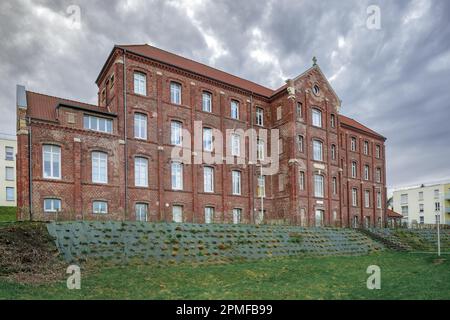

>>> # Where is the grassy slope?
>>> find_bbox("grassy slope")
[1,251,448,300]
[0,207,16,222]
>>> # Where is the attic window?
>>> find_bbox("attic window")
[101,88,106,102]
[110,74,115,88]
[313,85,320,96]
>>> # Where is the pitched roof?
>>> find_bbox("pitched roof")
[26,91,112,122]
[339,114,386,140]
[386,209,403,218]
[115,44,275,97]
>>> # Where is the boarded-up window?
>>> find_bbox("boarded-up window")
[67,113,75,124]
[279,174,285,192]
[277,106,282,120]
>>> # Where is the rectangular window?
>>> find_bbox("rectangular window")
[257,139,264,161]
[171,121,182,146]
[401,205,408,216]
[204,166,214,193]
[435,202,441,212]
[365,190,370,208]
[233,208,242,224]
[364,165,370,180]
[434,189,439,199]
[376,168,381,183]
[202,92,212,112]
[205,207,214,224]
[313,140,323,161]
[135,203,148,222]
[170,82,182,104]
[6,187,14,201]
[232,170,241,195]
[44,198,61,212]
[231,100,239,119]
[376,145,381,158]
[231,134,240,156]
[298,135,304,152]
[377,191,382,209]
[256,107,264,126]
[400,194,408,205]
[352,188,358,207]
[93,201,108,214]
[278,174,285,192]
[5,167,14,181]
[351,137,357,152]
[92,152,108,184]
[257,176,266,197]
[43,145,61,179]
[299,171,305,191]
[314,175,324,198]
[171,162,183,190]
[332,177,337,195]
[418,191,424,201]
[5,146,14,161]
[419,203,424,213]
[364,141,369,155]
[134,113,147,140]
[172,205,183,223]
[135,157,148,187]
[331,145,336,160]
[133,72,146,95]
[331,114,335,128]
[296,102,303,119]
[277,106,282,120]
[83,115,113,133]
[420,216,424,224]
[312,109,322,127]
[351,162,357,178]
[203,128,213,152]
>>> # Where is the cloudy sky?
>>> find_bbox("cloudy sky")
[1,0,449,190]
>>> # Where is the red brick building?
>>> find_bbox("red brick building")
[16,44,387,227]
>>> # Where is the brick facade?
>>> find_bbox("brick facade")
[16,44,387,227]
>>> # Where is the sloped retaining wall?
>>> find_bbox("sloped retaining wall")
[47,221,383,264]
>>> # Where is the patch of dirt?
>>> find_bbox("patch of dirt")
[0,222,66,284]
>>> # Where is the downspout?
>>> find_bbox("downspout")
[250,92,255,224]
[27,116,33,221]
[123,49,128,219]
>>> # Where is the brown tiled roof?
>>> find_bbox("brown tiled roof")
[386,209,403,218]
[339,114,386,140]
[116,44,275,97]
[26,91,112,122]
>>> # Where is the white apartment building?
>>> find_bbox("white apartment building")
[0,134,17,206]
[392,181,450,226]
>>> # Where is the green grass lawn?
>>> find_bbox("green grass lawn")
[1,251,448,300]
[0,207,16,222]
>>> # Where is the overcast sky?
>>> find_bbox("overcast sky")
[1,0,449,190]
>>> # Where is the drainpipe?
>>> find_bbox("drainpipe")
[123,49,128,219]
[250,92,255,224]
[27,116,33,221]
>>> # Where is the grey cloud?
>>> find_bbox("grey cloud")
[0,0,449,189]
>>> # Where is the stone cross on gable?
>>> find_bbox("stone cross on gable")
[312,56,318,66]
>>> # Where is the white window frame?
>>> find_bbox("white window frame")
[351,137,357,152]
[204,207,214,224]
[203,127,213,152]
[257,175,266,197]
[171,161,183,190]
[364,141,369,155]
[365,190,370,208]
[5,187,14,201]
[43,145,61,179]
[314,174,324,198]
[135,203,148,222]
[377,192,382,209]
[44,198,61,212]
[257,139,264,161]
[331,144,336,160]
[134,157,148,187]
[204,166,214,193]
[83,115,113,133]
[298,135,304,152]
[170,82,182,105]
[5,167,14,181]
[172,205,183,223]
[332,177,337,195]
[5,146,14,161]
[351,162,357,178]
[93,201,108,214]
[133,72,147,95]
[299,171,305,191]
[92,151,108,184]
[230,100,239,119]
[376,145,381,158]
[171,121,183,146]
[256,107,264,126]
[232,170,241,195]
[313,140,323,161]
[231,134,240,156]
[202,92,212,112]
[233,208,242,224]
[352,188,358,207]
[364,165,370,181]
[400,194,408,205]
[134,113,147,140]
[312,109,322,127]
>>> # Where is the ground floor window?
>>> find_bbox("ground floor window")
[5,187,14,201]
[135,203,148,222]
[205,207,214,224]
[44,198,61,212]
[93,201,108,214]
[172,205,183,223]
[315,209,324,227]
[233,208,241,224]
[255,210,264,224]
[352,216,359,228]
[364,216,370,228]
